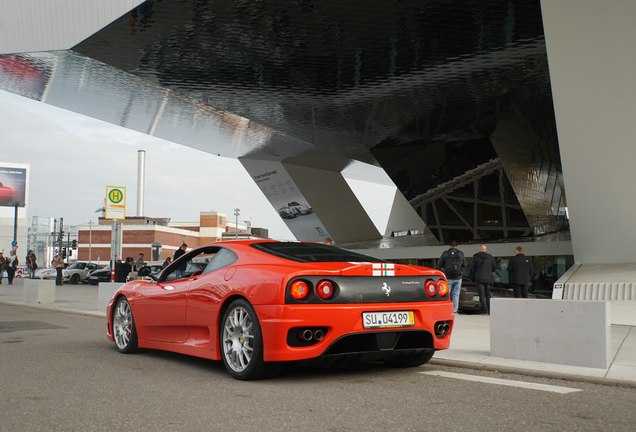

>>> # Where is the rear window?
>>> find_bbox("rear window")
[251,242,383,263]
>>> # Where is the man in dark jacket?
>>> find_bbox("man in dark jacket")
[470,244,496,314]
[437,240,466,314]
[173,243,188,277]
[508,246,533,298]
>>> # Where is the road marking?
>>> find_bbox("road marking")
[420,370,582,394]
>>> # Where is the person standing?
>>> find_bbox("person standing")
[508,246,533,298]
[173,243,188,277]
[53,253,65,286]
[0,252,5,285]
[26,250,37,279]
[162,256,172,269]
[470,244,496,314]
[133,253,146,271]
[6,255,18,285]
[437,240,466,314]
[174,243,187,261]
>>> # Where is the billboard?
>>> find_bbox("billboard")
[0,165,27,207]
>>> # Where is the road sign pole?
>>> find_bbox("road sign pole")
[111,218,116,282]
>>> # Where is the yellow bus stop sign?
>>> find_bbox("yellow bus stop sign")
[105,186,126,219]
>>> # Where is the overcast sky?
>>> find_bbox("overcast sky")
[0,90,295,240]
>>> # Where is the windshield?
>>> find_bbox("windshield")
[67,262,86,270]
[251,242,383,263]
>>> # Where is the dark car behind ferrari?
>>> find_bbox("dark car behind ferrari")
[459,276,536,313]
[87,266,111,285]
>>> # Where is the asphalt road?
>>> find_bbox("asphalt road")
[1,303,635,432]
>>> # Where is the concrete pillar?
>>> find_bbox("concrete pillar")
[541,0,636,263]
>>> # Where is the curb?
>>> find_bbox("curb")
[430,358,636,389]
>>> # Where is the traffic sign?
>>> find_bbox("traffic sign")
[105,186,126,220]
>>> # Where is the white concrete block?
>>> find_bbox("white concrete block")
[23,279,56,304]
[490,298,610,369]
[98,282,124,314]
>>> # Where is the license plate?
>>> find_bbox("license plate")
[472,296,480,302]
[362,311,415,329]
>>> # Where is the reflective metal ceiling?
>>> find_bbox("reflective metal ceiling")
[0,0,567,243]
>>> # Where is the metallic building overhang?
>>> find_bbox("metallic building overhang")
[0,0,568,248]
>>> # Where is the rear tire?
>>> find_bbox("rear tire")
[220,299,281,380]
[385,349,435,368]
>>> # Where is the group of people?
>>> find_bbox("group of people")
[0,251,19,285]
[438,241,533,315]
[0,248,41,285]
[113,253,148,283]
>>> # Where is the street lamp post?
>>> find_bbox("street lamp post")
[12,201,19,246]
[88,220,93,263]
[233,208,240,239]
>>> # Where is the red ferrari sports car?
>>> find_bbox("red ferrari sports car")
[107,240,453,380]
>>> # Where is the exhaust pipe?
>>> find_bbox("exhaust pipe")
[435,322,445,335]
[434,321,451,337]
[314,329,325,341]
[301,329,314,341]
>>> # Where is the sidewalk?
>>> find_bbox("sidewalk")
[2,278,636,387]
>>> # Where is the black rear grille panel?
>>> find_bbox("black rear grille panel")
[323,330,434,356]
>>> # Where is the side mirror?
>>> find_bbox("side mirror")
[137,266,152,277]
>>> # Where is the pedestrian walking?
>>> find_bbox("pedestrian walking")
[26,250,37,279]
[508,246,533,298]
[53,253,64,286]
[437,240,466,314]
[470,244,496,314]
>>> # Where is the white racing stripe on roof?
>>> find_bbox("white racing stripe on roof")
[420,371,582,394]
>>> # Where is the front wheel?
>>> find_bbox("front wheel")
[220,299,281,380]
[70,273,80,284]
[113,297,138,353]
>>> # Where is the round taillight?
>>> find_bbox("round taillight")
[290,280,310,300]
[316,280,335,300]
[437,279,449,297]
[425,279,437,297]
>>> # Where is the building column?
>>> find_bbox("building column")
[542,0,636,263]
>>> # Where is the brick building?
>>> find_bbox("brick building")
[76,212,268,264]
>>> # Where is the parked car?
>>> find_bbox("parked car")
[127,260,164,281]
[87,265,112,285]
[36,267,57,280]
[108,240,453,380]
[459,276,536,313]
[62,261,103,284]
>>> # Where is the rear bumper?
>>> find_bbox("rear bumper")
[255,302,453,362]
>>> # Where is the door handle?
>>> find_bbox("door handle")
[163,285,175,291]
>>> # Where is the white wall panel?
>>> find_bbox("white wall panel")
[541,0,636,263]
[0,0,144,54]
